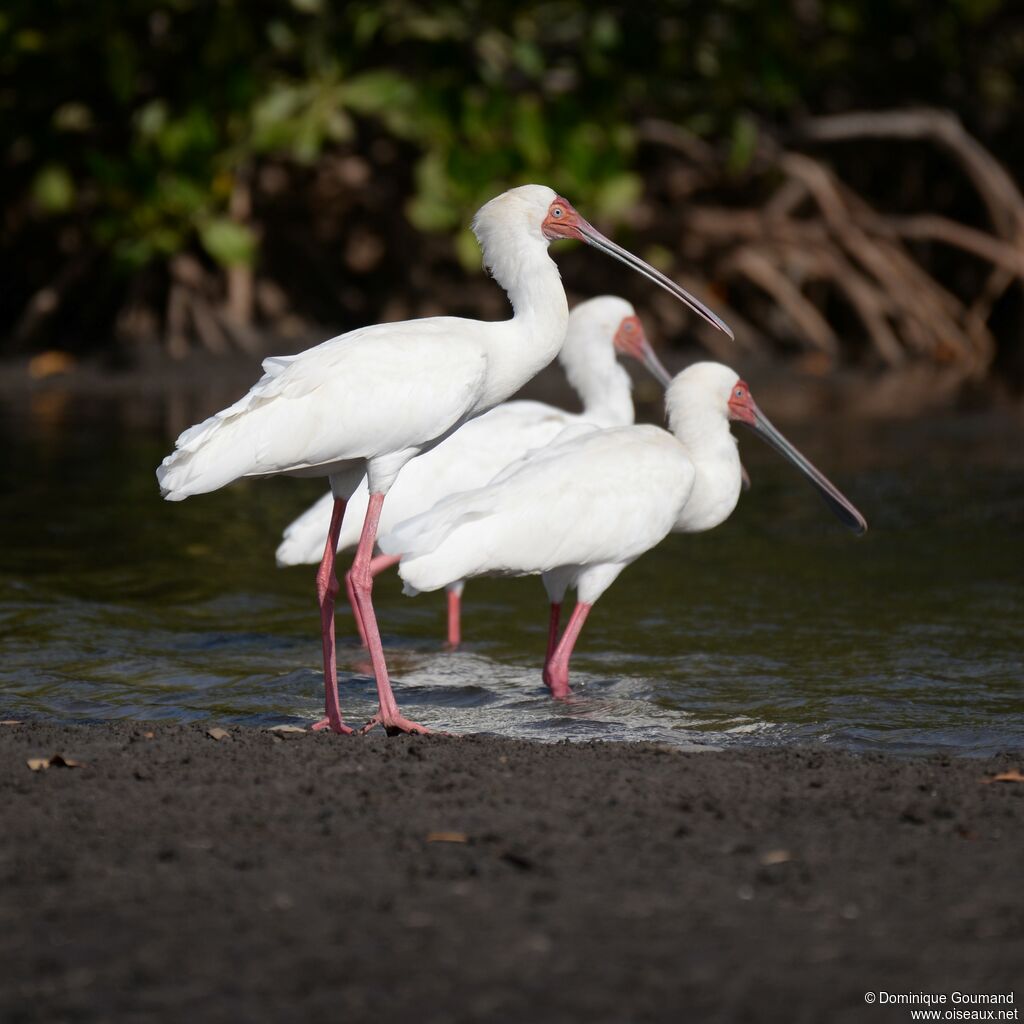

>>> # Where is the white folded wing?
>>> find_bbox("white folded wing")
[158,318,488,501]
[380,425,695,594]
[275,400,583,566]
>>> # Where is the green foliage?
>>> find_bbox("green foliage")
[2,0,1022,277]
[198,219,257,268]
[32,164,76,213]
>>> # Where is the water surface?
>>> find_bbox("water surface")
[1,383,1021,755]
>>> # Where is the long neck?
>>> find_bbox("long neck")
[476,240,569,409]
[564,354,635,427]
[672,411,743,533]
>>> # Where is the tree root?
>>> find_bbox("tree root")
[644,108,1024,377]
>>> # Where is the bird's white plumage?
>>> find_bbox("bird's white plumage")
[154,182,742,734]
[380,425,696,603]
[157,185,568,503]
[379,362,751,607]
[158,324,490,499]
[274,296,644,567]
[663,362,744,532]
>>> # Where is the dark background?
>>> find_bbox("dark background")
[4,1,1024,397]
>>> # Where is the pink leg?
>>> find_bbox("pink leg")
[543,602,592,700]
[348,494,429,736]
[541,602,562,689]
[345,553,400,649]
[370,553,401,577]
[310,498,353,734]
[345,570,368,648]
[446,589,461,648]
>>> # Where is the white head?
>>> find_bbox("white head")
[666,362,868,534]
[472,185,559,254]
[469,185,735,338]
[666,362,741,439]
[471,185,561,295]
[557,296,670,425]
[561,295,672,386]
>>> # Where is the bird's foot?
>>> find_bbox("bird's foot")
[542,668,571,700]
[360,711,432,737]
[542,675,572,701]
[311,716,355,735]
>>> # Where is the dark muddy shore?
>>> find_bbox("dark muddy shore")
[1,723,1021,1023]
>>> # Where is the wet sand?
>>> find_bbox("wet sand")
[1,723,1021,1022]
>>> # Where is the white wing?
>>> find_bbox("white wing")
[380,426,695,594]
[275,399,582,565]
[158,318,489,500]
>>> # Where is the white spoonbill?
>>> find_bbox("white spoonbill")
[381,362,866,699]
[156,185,733,736]
[274,295,671,647]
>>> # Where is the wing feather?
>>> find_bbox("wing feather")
[382,426,694,593]
[158,318,488,499]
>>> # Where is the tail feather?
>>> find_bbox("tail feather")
[378,489,499,562]
[275,492,336,566]
[378,487,504,595]
[157,357,307,500]
[156,421,259,500]
[393,520,499,595]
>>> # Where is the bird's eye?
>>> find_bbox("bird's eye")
[734,387,745,398]
[624,321,634,332]
[551,207,563,218]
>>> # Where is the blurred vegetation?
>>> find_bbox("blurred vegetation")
[3,0,1024,378]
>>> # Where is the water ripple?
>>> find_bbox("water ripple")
[1,402,1022,754]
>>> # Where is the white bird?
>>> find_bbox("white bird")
[274,295,672,648]
[156,184,733,736]
[381,362,866,698]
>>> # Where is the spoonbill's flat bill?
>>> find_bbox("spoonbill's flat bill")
[156,186,732,735]
[274,295,671,647]
[382,362,866,698]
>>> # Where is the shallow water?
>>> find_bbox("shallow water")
[1,384,1022,754]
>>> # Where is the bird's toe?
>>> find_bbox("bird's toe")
[311,716,355,735]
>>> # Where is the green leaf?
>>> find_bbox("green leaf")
[513,40,544,78]
[407,151,461,231]
[135,100,169,141]
[113,237,156,268]
[454,227,483,270]
[591,12,620,49]
[512,96,549,167]
[32,165,76,213]
[340,71,420,139]
[727,114,758,174]
[643,244,674,273]
[340,71,414,114]
[199,218,257,267]
[592,173,642,220]
[266,20,296,53]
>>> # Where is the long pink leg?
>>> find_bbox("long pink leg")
[543,602,592,700]
[346,553,401,649]
[446,589,461,648]
[541,602,562,689]
[310,498,353,734]
[345,571,367,648]
[349,494,429,735]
